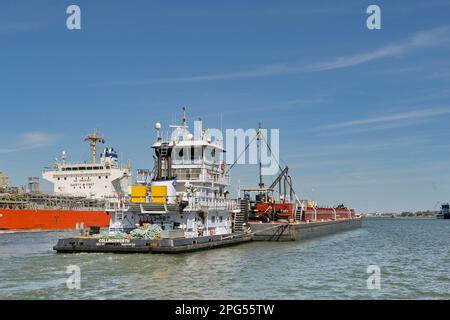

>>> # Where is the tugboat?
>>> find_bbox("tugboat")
[437,203,450,219]
[54,108,252,254]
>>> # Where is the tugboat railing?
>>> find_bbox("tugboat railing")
[105,197,238,212]
[187,197,238,211]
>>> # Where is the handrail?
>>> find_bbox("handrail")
[106,196,238,212]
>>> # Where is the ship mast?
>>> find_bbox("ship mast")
[257,122,264,189]
[84,129,105,165]
[182,106,187,128]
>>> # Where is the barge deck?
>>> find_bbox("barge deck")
[250,218,363,241]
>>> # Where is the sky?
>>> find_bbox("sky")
[1,0,450,213]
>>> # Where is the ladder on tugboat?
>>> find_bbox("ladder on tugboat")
[234,199,250,232]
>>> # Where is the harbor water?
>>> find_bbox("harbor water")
[0,218,449,300]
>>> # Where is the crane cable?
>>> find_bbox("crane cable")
[259,130,302,203]
[224,135,258,175]
[223,126,302,203]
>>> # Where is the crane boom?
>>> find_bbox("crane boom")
[269,166,289,190]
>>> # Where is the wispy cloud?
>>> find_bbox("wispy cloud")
[284,135,437,159]
[304,26,450,72]
[317,106,450,131]
[106,26,450,86]
[0,132,58,154]
[0,20,40,33]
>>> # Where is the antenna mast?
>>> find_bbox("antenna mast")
[258,122,264,189]
[84,129,105,164]
[182,106,187,128]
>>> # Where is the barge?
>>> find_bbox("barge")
[237,124,362,242]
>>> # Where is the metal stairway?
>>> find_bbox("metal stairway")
[234,199,250,232]
[295,206,303,222]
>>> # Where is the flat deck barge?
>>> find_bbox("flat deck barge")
[250,218,363,241]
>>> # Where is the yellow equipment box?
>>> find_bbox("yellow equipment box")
[151,185,168,204]
[131,186,147,203]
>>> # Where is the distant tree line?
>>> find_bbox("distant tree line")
[364,211,439,217]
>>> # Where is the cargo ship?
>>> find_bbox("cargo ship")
[0,130,131,231]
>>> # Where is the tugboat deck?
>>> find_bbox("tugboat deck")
[54,232,253,254]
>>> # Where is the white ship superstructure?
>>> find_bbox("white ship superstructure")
[43,130,131,200]
[109,108,239,238]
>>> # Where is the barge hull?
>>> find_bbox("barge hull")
[54,233,253,254]
[250,218,363,241]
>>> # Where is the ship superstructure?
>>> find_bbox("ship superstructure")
[43,130,131,200]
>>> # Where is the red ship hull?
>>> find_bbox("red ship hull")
[0,209,110,231]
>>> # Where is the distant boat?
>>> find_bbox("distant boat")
[437,203,450,219]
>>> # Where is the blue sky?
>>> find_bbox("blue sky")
[1,0,450,212]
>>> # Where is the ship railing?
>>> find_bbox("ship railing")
[105,199,128,212]
[186,197,238,211]
[105,196,238,212]
[42,163,131,172]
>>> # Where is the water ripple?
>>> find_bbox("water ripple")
[0,219,449,299]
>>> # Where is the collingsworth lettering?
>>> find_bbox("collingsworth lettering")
[98,238,131,244]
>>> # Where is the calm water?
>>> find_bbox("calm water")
[0,218,449,300]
